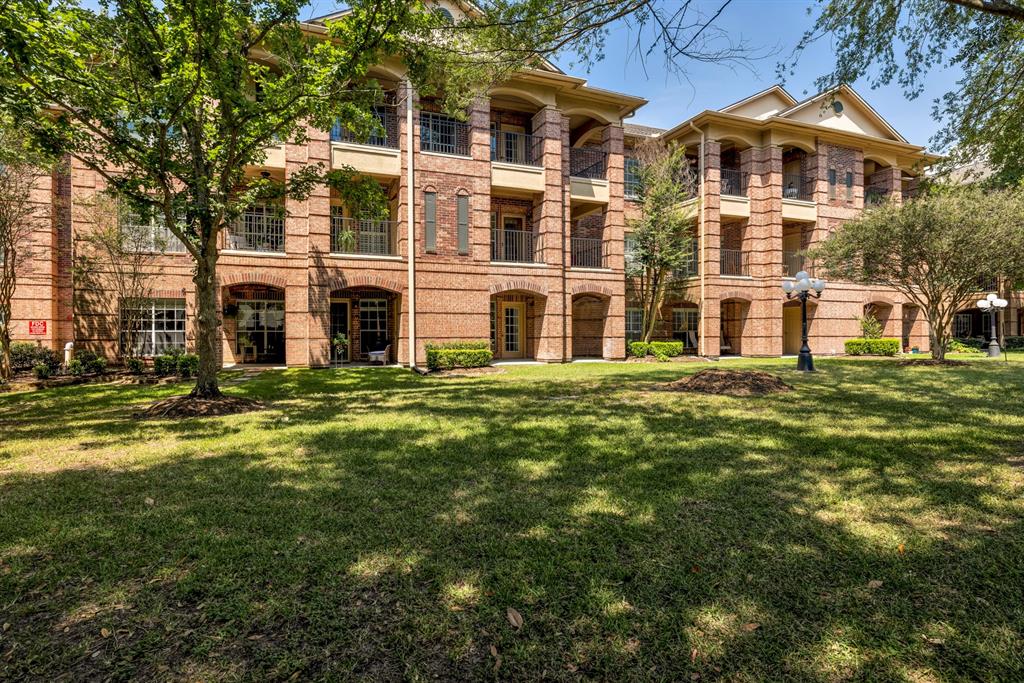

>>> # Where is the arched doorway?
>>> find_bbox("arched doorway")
[225,284,285,364]
[863,302,894,337]
[330,287,400,364]
[720,298,749,356]
[571,294,609,358]
[490,290,546,360]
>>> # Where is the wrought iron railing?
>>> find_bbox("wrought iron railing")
[227,205,284,253]
[719,248,749,276]
[569,147,607,179]
[783,251,814,277]
[570,237,604,268]
[420,112,470,155]
[330,214,397,256]
[782,173,815,201]
[490,228,541,263]
[331,105,399,148]
[720,168,749,197]
[490,130,543,166]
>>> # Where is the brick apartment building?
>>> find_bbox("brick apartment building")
[7,9,1020,366]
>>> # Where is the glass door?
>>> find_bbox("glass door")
[501,302,525,358]
[236,300,285,363]
[330,300,349,364]
[359,299,389,360]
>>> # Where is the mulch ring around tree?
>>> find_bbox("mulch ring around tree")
[896,359,969,367]
[430,366,506,378]
[133,395,265,420]
[664,369,793,397]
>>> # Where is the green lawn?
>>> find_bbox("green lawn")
[1,357,1023,681]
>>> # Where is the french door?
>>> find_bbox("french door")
[359,299,390,359]
[330,300,350,364]
[236,300,285,363]
[500,302,525,358]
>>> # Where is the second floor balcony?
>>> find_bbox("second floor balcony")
[783,174,815,201]
[421,112,470,156]
[784,251,814,278]
[569,147,607,179]
[570,237,605,268]
[720,248,749,276]
[330,212,398,257]
[491,228,542,264]
[491,130,543,167]
[331,105,399,149]
[227,205,285,253]
[720,168,749,197]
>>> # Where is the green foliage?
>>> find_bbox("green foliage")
[1004,336,1024,350]
[856,314,884,339]
[629,341,685,358]
[791,0,1024,184]
[10,343,59,373]
[66,359,85,376]
[32,362,51,379]
[88,357,108,374]
[628,341,650,357]
[949,339,985,354]
[153,355,178,376]
[425,341,492,370]
[844,338,900,356]
[176,354,200,378]
[126,357,145,374]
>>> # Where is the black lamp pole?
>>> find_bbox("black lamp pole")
[783,273,825,372]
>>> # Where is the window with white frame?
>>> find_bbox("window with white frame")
[625,308,643,341]
[954,313,973,338]
[624,157,641,199]
[624,233,638,269]
[120,298,186,356]
[121,206,186,253]
[227,204,284,253]
[672,308,699,348]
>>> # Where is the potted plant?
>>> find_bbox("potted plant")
[332,332,349,364]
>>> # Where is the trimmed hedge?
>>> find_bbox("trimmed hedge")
[957,336,1024,351]
[628,341,650,357]
[844,338,900,356]
[10,342,60,373]
[176,354,200,378]
[425,341,493,370]
[628,340,686,359]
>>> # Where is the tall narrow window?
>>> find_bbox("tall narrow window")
[424,191,436,252]
[845,171,854,201]
[828,168,837,200]
[457,194,469,255]
[625,308,643,341]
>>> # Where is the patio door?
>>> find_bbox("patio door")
[501,302,525,358]
[236,300,285,363]
[330,300,349,364]
[359,298,389,359]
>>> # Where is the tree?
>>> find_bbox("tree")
[74,195,171,361]
[0,122,50,382]
[788,0,1024,184]
[625,141,698,343]
[811,187,1024,359]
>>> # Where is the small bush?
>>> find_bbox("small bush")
[88,357,108,374]
[1004,336,1024,350]
[11,343,60,373]
[948,339,984,354]
[66,359,85,376]
[154,354,178,376]
[952,337,986,351]
[425,341,493,370]
[126,357,145,374]
[176,354,200,378]
[649,341,685,357]
[845,338,900,356]
[856,314,884,339]
[628,341,650,357]
[32,363,52,379]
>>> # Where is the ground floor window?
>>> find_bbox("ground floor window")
[121,298,186,357]
[236,300,285,363]
[359,299,389,356]
[672,308,699,349]
[625,308,643,341]
[954,313,973,338]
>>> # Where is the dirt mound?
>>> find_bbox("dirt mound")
[665,369,793,397]
[896,359,968,367]
[432,366,505,378]
[133,395,264,419]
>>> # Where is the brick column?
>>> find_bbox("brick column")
[468,96,491,262]
[305,123,332,366]
[601,124,626,359]
[284,134,311,367]
[749,145,783,356]
[701,140,722,357]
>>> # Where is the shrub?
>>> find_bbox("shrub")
[627,341,650,357]
[11,342,60,373]
[154,354,178,376]
[66,359,85,376]
[87,357,108,374]
[948,339,984,354]
[425,341,493,370]
[952,336,986,351]
[845,338,900,356]
[1004,336,1024,350]
[125,357,145,374]
[32,362,52,379]
[649,341,685,357]
[176,354,200,378]
[856,314,884,339]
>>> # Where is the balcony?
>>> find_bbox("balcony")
[782,174,814,201]
[570,237,605,269]
[865,188,888,206]
[331,105,399,149]
[720,248,749,277]
[491,131,542,166]
[491,228,542,264]
[784,251,814,278]
[226,205,285,254]
[420,112,470,156]
[569,148,607,179]
[330,213,397,257]
[720,168,748,197]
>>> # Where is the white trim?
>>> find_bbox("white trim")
[420,150,473,161]
[719,85,798,114]
[781,198,816,207]
[491,161,544,174]
[569,267,613,273]
[328,253,404,262]
[221,249,287,258]
[489,261,548,268]
[330,141,401,157]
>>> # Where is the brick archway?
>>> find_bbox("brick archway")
[568,282,614,298]
[489,279,548,298]
[220,271,288,289]
[322,273,405,295]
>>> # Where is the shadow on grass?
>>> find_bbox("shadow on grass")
[1,360,1023,680]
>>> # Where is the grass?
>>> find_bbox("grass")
[1,356,1023,681]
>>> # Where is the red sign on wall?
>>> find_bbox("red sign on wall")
[28,320,47,335]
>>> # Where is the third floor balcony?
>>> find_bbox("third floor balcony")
[491,228,543,264]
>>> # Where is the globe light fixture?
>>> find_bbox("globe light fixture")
[783,273,826,371]
[976,292,1008,357]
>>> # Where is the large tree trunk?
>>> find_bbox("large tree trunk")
[190,252,222,398]
[0,320,11,382]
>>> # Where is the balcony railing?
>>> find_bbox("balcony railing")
[720,248,749,276]
[491,228,541,263]
[227,205,284,253]
[330,214,397,256]
[865,188,888,206]
[784,251,814,277]
[331,105,399,149]
[570,237,605,268]
[491,130,543,166]
[720,168,749,197]
[782,173,815,201]
[569,147,607,179]
[420,112,470,156]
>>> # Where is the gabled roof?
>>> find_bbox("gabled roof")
[718,85,797,119]
[623,123,665,138]
[777,84,907,143]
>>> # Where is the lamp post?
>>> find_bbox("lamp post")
[977,292,1008,357]
[782,271,826,372]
